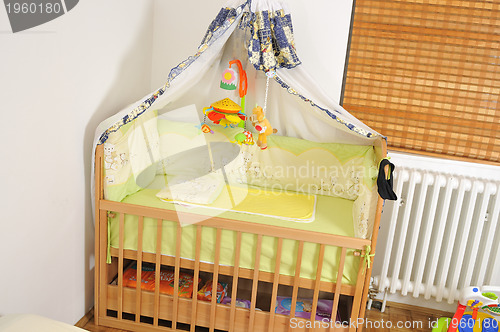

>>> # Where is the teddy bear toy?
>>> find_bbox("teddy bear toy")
[251,106,277,150]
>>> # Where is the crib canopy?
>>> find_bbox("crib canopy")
[93,0,383,149]
[92,0,386,239]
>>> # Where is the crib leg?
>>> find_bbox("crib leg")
[94,144,104,326]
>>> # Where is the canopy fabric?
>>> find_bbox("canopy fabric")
[94,0,383,148]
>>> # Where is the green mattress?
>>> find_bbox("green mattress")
[108,186,360,285]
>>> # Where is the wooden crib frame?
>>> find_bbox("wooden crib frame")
[94,142,387,332]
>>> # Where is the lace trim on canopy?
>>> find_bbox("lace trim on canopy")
[247,9,301,71]
[97,5,244,145]
[273,74,376,139]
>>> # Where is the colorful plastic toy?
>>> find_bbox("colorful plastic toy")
[203,98,246,127]
[220,67,238,90]
[242,130,254,145]
[200,123,213,134]
[233,130,254,145]
[432,286,499,332]
[201,59,251,143]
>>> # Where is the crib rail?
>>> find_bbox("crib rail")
[99,200,371,250]
[94,143,387,332]
[96,207,370,332]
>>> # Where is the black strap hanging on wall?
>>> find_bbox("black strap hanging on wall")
[377,159,397,200]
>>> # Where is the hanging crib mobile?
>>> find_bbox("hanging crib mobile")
[202,59,255,145]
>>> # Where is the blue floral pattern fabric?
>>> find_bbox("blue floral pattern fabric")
[247,9,301,71]
[201,7,239,46]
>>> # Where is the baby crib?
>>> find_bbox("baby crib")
[93,141,387,332]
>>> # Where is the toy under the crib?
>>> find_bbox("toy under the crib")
[120,264,341,323]
[432,286,499,332]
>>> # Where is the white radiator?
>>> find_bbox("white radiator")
[372,158,500,308]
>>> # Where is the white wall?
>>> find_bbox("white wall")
[150,0,354,103]
[0,0,154,324]
[150,1,225,90]
[287,0,353,102]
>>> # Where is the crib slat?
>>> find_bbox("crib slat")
[350,248,368,330]
[310,244,325,328]
[249,234,263,332]
[118,213,125,320]
[153,218,162,326]
[172,224,182,330]
[135,216,144,323]
[331,247,346,331]
[94,147,103,325]
[287,241,304,332]
[209,228,222,332]
[268,237,283,332]
[190,225,202,332]
[229,232,242,332]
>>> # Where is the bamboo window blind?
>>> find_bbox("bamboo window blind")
[343,0,500,164]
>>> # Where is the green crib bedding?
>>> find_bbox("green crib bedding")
[108,186,360,285]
